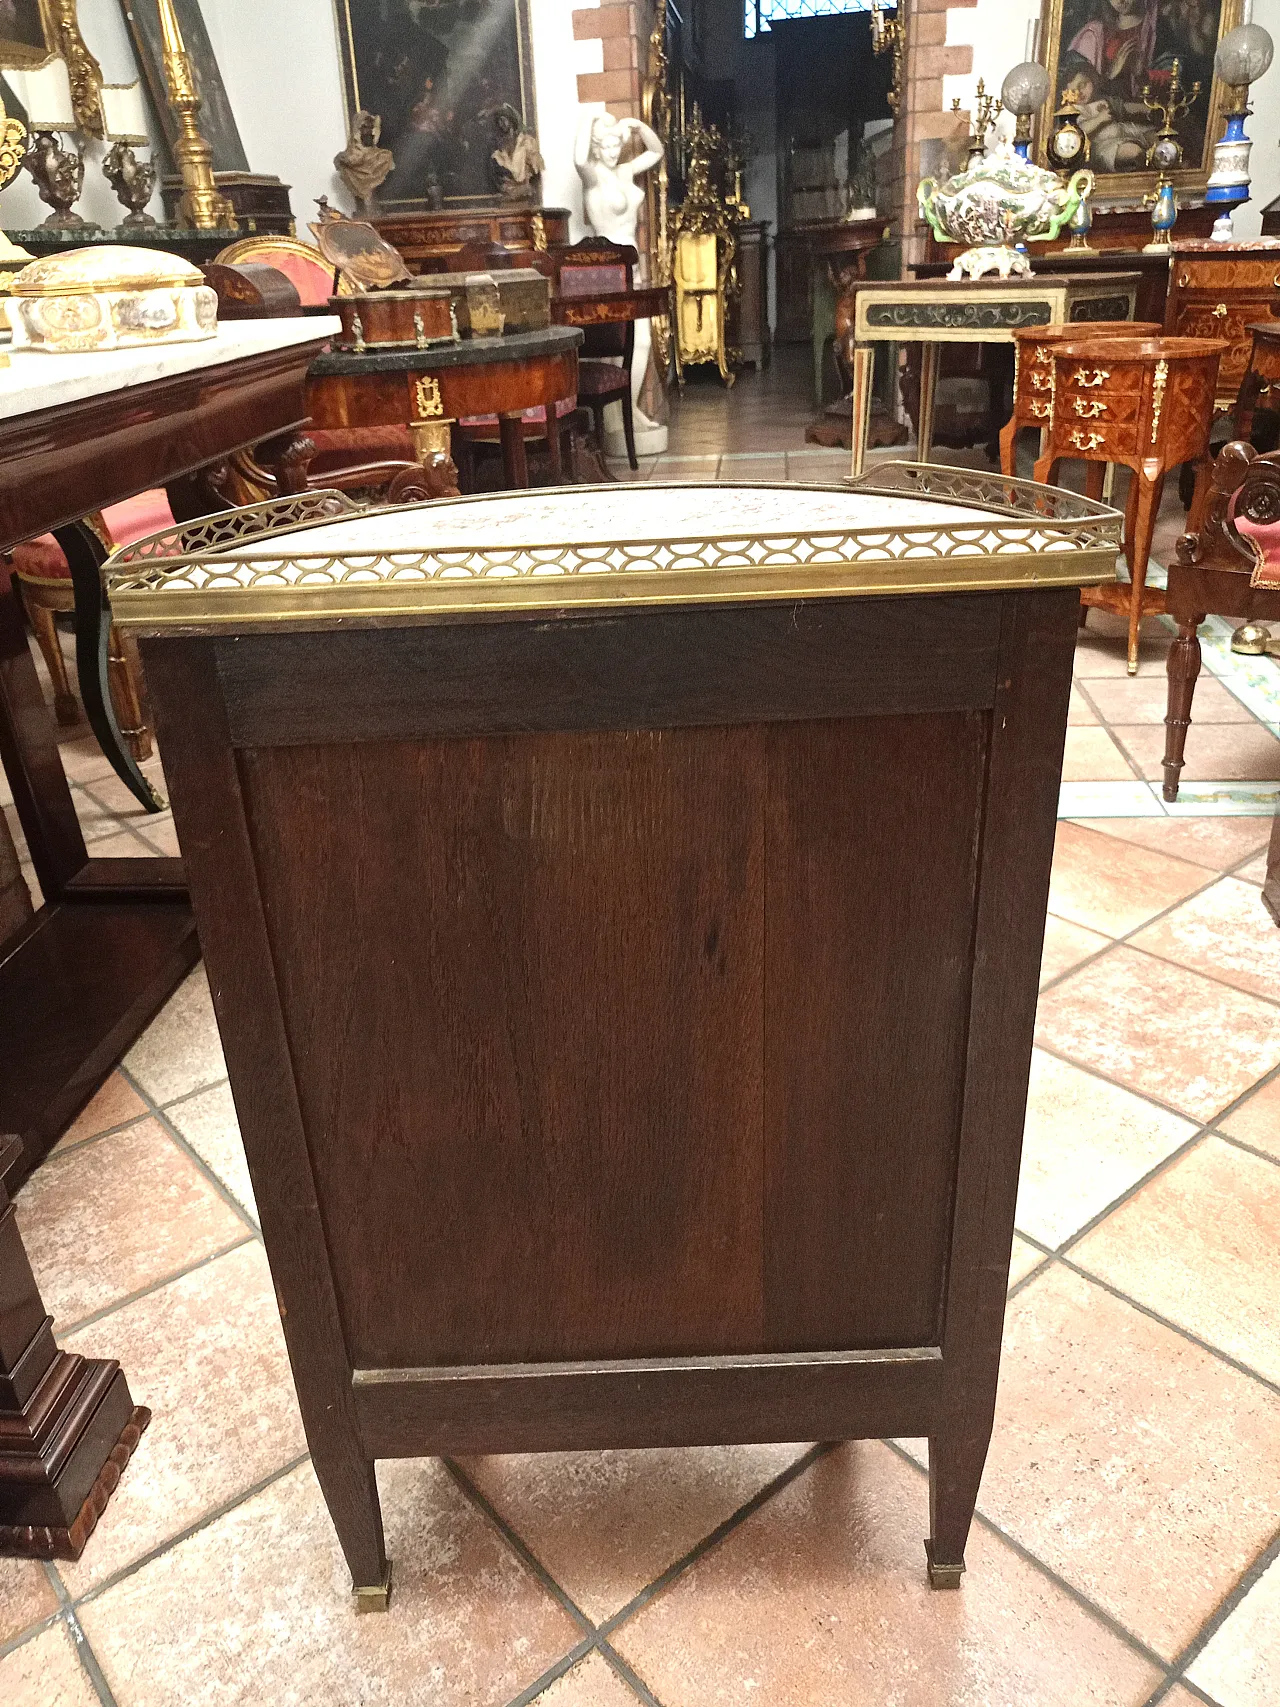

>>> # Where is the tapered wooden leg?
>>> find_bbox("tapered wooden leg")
[1126,474,1163,675]
[926,1427,992,1587]
[850,346,873,479]
[620,389,638,471]
[1187,453,1213,534]
[544,413,563,484]
[21,596,79,726]
[499,415,529,489]
[309,1442,389,1611]
[1163,616,1204,802]
[917,342,940,465]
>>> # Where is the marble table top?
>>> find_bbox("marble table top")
[1,316,342,418]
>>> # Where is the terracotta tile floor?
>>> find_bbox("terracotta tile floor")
[3,355,1279,1705]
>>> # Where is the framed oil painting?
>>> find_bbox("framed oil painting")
[1036,0,1243,199]
[0,0,54,68]
[117,0,250,173]
[334,0,536,210]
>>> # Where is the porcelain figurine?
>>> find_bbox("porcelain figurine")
[917,138,1092,281]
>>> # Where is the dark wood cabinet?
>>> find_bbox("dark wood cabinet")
[729,219,770,368]
[116,472,1116,1609]
[372,206,571,273]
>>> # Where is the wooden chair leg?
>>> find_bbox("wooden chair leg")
[544,414,563,484]
[21,593,79,726]
[620,388,639,471]
[1163,616,1204,801]
[1126,474,1163,675]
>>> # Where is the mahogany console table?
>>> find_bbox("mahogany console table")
[305,325,582,491]
[112,466,1117,1608]
[0,317,340,1181]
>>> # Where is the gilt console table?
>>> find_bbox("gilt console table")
[109,466,1118,1608]
[850,274,1140,475]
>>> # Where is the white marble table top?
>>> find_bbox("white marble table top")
[0,316,341,418]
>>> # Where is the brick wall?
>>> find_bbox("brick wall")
[896,0,974,269]
[573,2,655,117]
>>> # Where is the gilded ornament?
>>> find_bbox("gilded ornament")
[1151,358,1168,443]
[156,0,236,230]
[415,377,444,419]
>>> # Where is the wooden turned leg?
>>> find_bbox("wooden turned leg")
[498,414,530,490]
[1187,454,1214,535]
[22,596,79,726]
[1163,617,1204,802]
[0,1136,150,1558]
[1126,474,1163,675]
[926,1427,992,1588]
[106,625,152,764]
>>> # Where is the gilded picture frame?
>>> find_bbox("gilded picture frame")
[332,0,536,212]
[0,0,55,69]
[1035,0,1243,201]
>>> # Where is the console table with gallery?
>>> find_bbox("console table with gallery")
[849,275,1140,476]
[304,325,583,492]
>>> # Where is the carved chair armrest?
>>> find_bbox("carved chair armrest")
[1174,440,1270,575]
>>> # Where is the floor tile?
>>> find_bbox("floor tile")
[60,1242,306,1596]
[16,1118,248,1327]
[1016,1050,1197,1249]
[1034,945,1280,1122]
[1068,687,1100,726]
[1129,877,1280,1002]
[0,1620,99,1707]
[53,1071,147,1152]
[458,1443,811,1622]
[123,964,226,1105]
[164,1080,256,1223]
[611,1441,1161,1707]
[1048,822,1208,937]
[1058,780,1164,818]
[1115,722,1280,784]
[534,1653,643,1705]
[1061,727,1137,782]
[1086,675,1255,727]
[1217,1074,1280,1160]
[1187,1553,1280,1707]
[1040,915,1111,986]
[1160,783,1280,816]
[78,1459,584,1707]
[57,733,116,786]
[1072,817,1270,872]
[0,1559,58,1646]
[982,1264,1280,1660]
[1073,615,1173,678]
[1235,851,1269,885]
[135,815,182,857]
[1007,1233,1048,1289]
[1070,1136,1280,1384]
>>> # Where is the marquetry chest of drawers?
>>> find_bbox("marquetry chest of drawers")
[1166,243,1280,413]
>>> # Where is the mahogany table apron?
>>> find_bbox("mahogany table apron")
[113,469,1118,1610]
[0,323,337,1186]
[850,274,1140,476]
[305,325,582,491]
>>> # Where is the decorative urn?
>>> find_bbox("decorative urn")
[917,139,1093,280]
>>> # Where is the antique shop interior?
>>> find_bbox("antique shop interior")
[4,0,1280,1704]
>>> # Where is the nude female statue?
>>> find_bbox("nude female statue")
[573,112,667,450]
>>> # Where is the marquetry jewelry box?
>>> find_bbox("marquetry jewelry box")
[8,247,218,354]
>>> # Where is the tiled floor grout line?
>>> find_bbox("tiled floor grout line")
[0,1609,63,1664]
[502,1638,602,1707]
[1072,677,1153,787]
[1151,1522,1280,1703]
[1211,1127,1280,1169]
[65,1608,123,1707]
[1050,1127,1214,1258]
[63,1450,313,1613]
[39,1108,163,1165]
[55,1234,257,1338]
[593,1443,835,1642]
[1032,1033,1275,1133]
[156,1074,231,1115]
[117,1062,261,1237]
[879,1439,1177,1679]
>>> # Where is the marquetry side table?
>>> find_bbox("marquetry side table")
[1033,336,1227,673]
[849,273,1140,476]
[1233,323,1280,442]
[1000,321,1162,479]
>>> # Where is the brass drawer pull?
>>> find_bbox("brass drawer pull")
[1030,400,1052,419]
[1073,398,1107,418]
[1031,372,1053,391]
[1069,428,1106,451]
[1071,368,1110,387]
[1212,303,1228,318]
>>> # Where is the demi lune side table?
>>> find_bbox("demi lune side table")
[109,469,1118,1609]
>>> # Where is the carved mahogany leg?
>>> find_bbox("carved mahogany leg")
[56,523,164,813]
[0,1136,149,1558]
[257,432,317,498]
[21,596,79,726]
[926,1425,992,1588]
[1126,474,1163,675]
[498,414,530,490]
[1163,617,1204,802]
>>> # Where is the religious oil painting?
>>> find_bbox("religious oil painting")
[0,0,54,68]
[1037,0,1242,196]
[335,0,535,210]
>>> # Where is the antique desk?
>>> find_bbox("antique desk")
[1164,242,1280,418]
[112,467,1118,1607]
[849,275,1139,474]
[305,325,582,492]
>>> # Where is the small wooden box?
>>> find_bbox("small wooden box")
[330,284,457,352]
[434,268,551,336]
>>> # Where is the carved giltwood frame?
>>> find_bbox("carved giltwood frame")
[0,1,103,137]
[1034,0,1243,203]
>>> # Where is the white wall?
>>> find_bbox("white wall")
[943,0,1280,233]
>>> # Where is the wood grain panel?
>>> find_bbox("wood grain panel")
[763,713,987,1351]
[240,726,767,1368]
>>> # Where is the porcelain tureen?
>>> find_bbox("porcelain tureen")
[918,140,1093,280]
